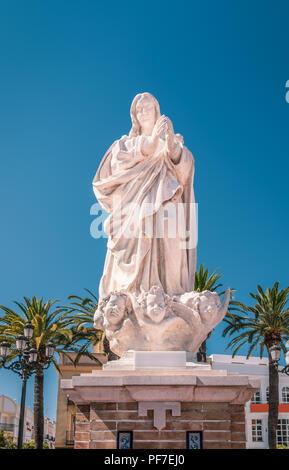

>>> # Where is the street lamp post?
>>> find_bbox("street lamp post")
[269,344,281,367]
[0,323,55,449]
[280,351,289,376]
[270,343,289,375]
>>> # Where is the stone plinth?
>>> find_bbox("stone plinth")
[102,350,211,370]
[61,352,259,449]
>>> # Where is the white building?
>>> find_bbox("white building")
[0,395,55,447]
[44,416,56,448]
[0,395,34,443]
[210,354,289,448]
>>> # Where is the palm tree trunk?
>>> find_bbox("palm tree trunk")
[268,354,279,449]
[34,366,44,449]
[197,340,207,362]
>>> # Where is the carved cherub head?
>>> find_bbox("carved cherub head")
[144,285,171,324]
[104,293,127,327]
[94,292,131,329]
[94,292,131,331]
[198,291,221,324]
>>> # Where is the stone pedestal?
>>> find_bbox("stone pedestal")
[61,351,259,449]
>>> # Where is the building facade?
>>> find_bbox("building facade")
[54,352,106,448]
[0,394,55,446]
[210,354,289,448]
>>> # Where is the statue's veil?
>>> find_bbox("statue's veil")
[93,92,161,184]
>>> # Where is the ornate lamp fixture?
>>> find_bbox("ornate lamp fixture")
[0,322,55,449]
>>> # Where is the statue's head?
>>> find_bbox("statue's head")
[103,292,130,328]
[146,285,167,324]
[198,291,221,324]
[129,92,161,137]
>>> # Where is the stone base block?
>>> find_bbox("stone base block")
[73,401,250,449]
[102,350,210,370]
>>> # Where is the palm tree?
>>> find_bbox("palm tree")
[194,264,223,362]
[0,296,101,449]
[63,288,119,361]
[223,282,289,449]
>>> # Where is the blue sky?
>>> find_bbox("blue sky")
[0,0,289,421]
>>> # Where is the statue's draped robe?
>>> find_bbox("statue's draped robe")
[93,134,197,301]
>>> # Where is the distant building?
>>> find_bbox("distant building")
[0,394,55,447]
[210,354,289,448]
[44,416,56,448]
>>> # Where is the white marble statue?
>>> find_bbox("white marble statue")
[93,92,229,356]
[93,92,196,298]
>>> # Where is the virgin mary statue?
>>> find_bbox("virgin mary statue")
[93,92,197,303]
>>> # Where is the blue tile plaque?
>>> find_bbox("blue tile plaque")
[187,431,202,449]
[117,431,133,449]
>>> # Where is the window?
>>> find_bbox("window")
[252,419,263,442]
[282,387,289,403]
[266,387,269,403]
[186,431,202,449]
[277,419,289,446]
[117,431,133,449]
[251,390,262,403]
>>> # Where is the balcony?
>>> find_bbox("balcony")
[251,403,289,412]
[65,430,74,446]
